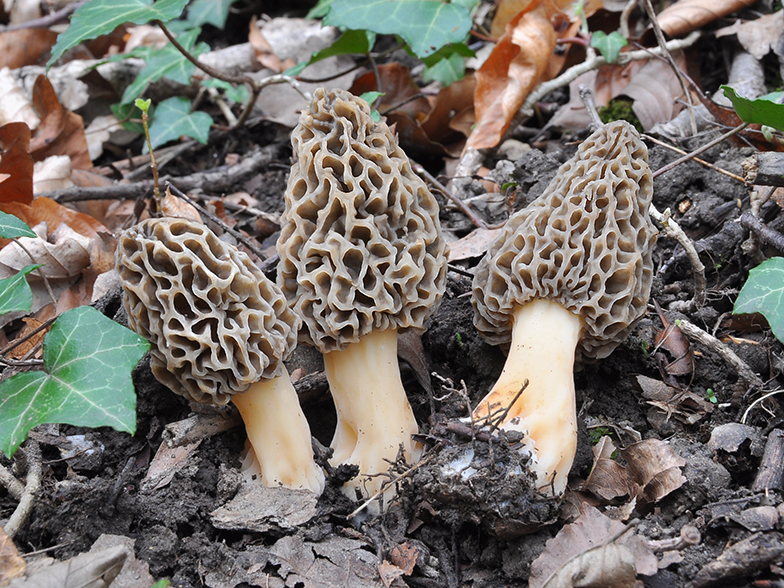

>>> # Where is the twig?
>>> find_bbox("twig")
[740,212,784,254]
[648,206,706,309]
[619,0,637,39]
[348,450,438,518]
[0,1,85,32]
[578,85,603,129]
[652,123,749,179]
[742,390,784,424]
[521,31,701,117]
[4,440,42,539]
[488,380,529,431]
[0,315,58,357]
[166,184,268,261]
[0,463,24,500]
[642,134,744,183]
[675,318,765,390]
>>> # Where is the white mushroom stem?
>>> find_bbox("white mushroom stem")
[472,299,583,495]
[231,374,325,494]
[323,328,421,511]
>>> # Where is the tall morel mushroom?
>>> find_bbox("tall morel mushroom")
[277,88,448,510]
[117,217,325,494]
[472,120,657,495]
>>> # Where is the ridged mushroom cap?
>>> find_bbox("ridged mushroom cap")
[116,217,300,404]
[472,121,657,363]
[277,88,448,353]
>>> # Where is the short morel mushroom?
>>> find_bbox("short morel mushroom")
[116,217,325,494]
[472,121,657,495]
[277,88,448,510]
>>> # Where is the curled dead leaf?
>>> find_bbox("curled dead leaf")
[622,439,687,503]
[582,436,638,501]
[657,0,759,39]
[0,121,34,204]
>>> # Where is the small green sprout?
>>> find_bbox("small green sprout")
[588,426,610,444]
[706,388,718,404]
[455,332,464,348]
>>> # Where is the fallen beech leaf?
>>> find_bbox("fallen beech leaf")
[657,0,759,39]
[377,561,405,588]
[160,188,202,222]
[448,227,504,261]
[468,6,558,150]
[141,439,202,491]
[33,155,73,194]
[529,505,655,588]
[636,375,713,425]
[90,232,118,274]
[490,0,602,39]
[621,439,687,502]
[716,11,784,60]
[0,222,92,280]
[0,122,34,204]
[654,303,694,377]
[7,317,46,360]
[350,63,431,120]
[0,68,40,129]
[388,542,419,575]
[7,545,127,588]
[30,75,92,170]
[420,75,476,150]
[582,436,638,501]
[0,525,26,584]
[249,15,286,72]
[0,29,59,69]
[0,196,108,241]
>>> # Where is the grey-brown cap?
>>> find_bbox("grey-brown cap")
[116,218,299,404]
[472,121,657,362]
[277,88,448,353]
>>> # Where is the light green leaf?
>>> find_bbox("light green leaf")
[0,211,35,239]
[591,31,627,63]
[120,28,207,104]
[147,96,212,149]
[0,306,150,458]
[48,0,190,68]
[202,79,249,104]
[324,0,472,58]
[734,256,784,344]
[722,86,784,131]
[285,30,376,78]
[307,0,335,18]
[186,0,238,28]
[0,265,41,316]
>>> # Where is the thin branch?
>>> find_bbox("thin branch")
[652,123,749,179]
[642,134,745,183]
[4,440,42,539]
[0,1,84,32]
[740,212,784,254]
[0,463,24,500]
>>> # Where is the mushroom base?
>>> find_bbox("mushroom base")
[323,328,421,513]
[472,299,582,495]
[231,375,325,494]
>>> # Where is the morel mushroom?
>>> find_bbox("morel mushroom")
[277,88,448,510]
[472,121,657,495]
[116,217,325,494]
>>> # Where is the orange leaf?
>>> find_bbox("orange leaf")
[350,63,431,120]
[0,122,34,204]
[468,6,558,150]
[0,196,108,241]
[30,75,92,170]
[0,28,59,69]
[657,0,758,39]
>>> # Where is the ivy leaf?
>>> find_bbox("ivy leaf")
[0,211,35,239]
[48,0,190,68]
[202,79,249,104]
[421,43,474,85]
[591,31,627,63]
[0,306,150,458]
[186,0,239,28]
[147,96,212,149]
[120,28,208,104]
[734,256,784,344]
[0,265,41,316]
[323,0,472,58]
[721,86,784,131]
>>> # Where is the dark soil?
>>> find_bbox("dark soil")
[4,124,784,588]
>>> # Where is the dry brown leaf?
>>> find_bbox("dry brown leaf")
[490,0,602,39]
[90,232,118,274]
[388,543,418,575]
[0,196,108,242]
[653,303,694,377]
[30,75,92,170]
[0,222,92,280]
[636,375,713,425]
[614,55,687,131]
[448,228,504,261]
[621,439,687,502]
[468,5,558,150]
[7,317,46,359]
[420,75,476,151]
[582,436,639,501]
[657,0,759,39]
[350,63,431,121]
[160,188,202,222]
[716,11,784,60]
[0,28,59,69]
[249,16,286,72]
[529,505,653,588]
[377,561,405,588]
[0,525,26,584]
[0,122,34,204]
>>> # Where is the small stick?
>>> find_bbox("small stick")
[642,134,744,183]
[652,123,749,179]
[578,85,603,129]
[0,463,24,500]
[489,379,529,431]
[740,212,784,254]
[0,314,58,357]
[4,440,42,539]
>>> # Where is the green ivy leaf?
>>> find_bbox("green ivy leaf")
[721,86,784,131]
[0,265,41,316]
[202,79,249,104]
[0,211,35,239]
[147,96,212,149]
[120,28,207,104]
[307,0,335,19]
[0,306,150,458]
[421,43,473,85]
[734,256,784,344]
[186,0,238,28]
[591,31,627,63]
[324,0,472,58]
[48,0,190,68]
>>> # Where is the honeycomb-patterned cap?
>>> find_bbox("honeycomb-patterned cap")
[277,88,448,353]
[116,218,300,404]
[472,121,657,363]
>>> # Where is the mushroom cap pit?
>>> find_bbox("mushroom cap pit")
[277,88,448,353]
[116,217,300,404]
[472,121,657,362]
